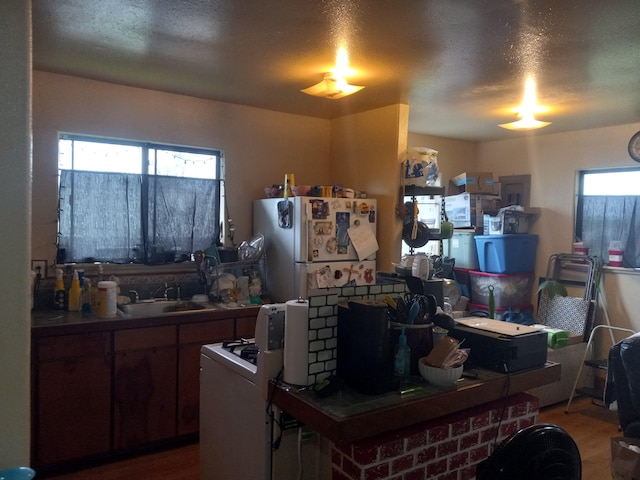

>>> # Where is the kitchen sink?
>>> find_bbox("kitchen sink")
[118,299,218,317]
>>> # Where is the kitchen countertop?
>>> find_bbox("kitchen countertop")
[270,361,560,445]
[32,303,261,336]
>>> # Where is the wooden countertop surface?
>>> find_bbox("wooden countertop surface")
[271,362,561,445]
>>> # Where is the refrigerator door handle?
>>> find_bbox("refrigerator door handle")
[277,199,292,229]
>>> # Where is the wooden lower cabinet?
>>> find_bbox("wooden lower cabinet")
[32,307,260,471]
[34,332,112,468]
[177,319,234,435]
[236,312,259,338]
[113,325,177,449]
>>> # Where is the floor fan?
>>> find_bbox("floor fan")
[476,423,581,480]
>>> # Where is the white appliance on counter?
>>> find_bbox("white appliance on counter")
[200,304,330,480]
[253,196,378,302]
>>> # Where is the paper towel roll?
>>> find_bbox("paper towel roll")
[284,299,310,386]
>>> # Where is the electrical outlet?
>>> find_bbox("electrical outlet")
[31,260,48,278]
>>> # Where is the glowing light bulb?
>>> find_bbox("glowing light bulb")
[301,46,364,99]
[332,46,356,78]
[499,76,551,130]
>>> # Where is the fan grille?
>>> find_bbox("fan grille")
[477,423,581,480]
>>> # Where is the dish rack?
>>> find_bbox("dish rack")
[205,257,267,304]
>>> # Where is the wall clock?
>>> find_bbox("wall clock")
[629,131,640,163]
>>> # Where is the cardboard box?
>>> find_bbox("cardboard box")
[483,211,531,234]
[425,336,459,367]
[449,172,495,194]
[611,437,640,480]
[445,193,500,228]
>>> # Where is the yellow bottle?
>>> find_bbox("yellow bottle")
[68,270,82,312]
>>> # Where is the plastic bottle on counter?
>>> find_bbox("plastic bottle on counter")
[443,296,453,314]
[248,271,263,304]
[82,277,92,316]
[53,268,67,310]
[394,328,411,380]
[68,270,82,312]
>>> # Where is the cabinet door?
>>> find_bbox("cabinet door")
[177,319,234,435]
[236,313,258,339]
[34,332,111,468]
[113,326,177,449]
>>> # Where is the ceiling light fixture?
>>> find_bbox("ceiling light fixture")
[499,76,551,130]
[301,47,364,99]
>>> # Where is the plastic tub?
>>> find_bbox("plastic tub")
[469,270,535,308]
[443,231,479,270]
[467,302,533,320]
[474,234,538,274]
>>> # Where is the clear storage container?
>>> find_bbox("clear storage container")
[469,270,535,308]
[444,231,479,270]
[467,302,533,320]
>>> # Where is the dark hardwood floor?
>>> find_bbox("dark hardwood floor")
[44,396,619,479]
[44,444,199,480]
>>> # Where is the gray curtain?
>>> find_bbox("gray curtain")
[58,170,220,263]
[581,195,639,268]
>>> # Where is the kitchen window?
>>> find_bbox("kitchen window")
[57,134,223,264]
[576,168,640,268]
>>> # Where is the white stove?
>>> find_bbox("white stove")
[203,338,258,381]
[201,304,328,480]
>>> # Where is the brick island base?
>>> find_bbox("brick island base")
[331,392,539,480]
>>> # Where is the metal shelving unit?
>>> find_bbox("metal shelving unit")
[402,185,446,255]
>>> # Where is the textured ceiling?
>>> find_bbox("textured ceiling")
[32,0,640,141]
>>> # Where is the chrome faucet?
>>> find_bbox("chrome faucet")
[152,282,173,300]
[128,290,140,303]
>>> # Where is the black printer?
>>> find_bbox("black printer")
[449,318,548,373]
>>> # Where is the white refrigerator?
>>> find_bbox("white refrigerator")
[253,196,378,302]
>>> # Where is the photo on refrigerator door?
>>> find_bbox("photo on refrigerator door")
[336,212,350,254]
[311,199,329,219]
[315,265,334,288]
[313,221,332,235]
[305,261,376,293]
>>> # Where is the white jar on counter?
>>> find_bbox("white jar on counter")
[96,280,117,318]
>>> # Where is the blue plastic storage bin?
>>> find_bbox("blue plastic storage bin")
[474,234,538,274]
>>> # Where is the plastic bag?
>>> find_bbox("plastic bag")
[404,147,440,186]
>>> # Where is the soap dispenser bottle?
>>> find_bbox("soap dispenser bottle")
[394,328,411,380]
[68,270,82,312]
[54,268,67,310]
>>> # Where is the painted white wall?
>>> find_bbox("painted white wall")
[407,132,478,194]
[477,124,640,331]
[330,104,409,272]
[32,72,332,263]
[0,0,32,469]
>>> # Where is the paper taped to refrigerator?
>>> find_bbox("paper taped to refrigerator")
[348,225,379,261]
